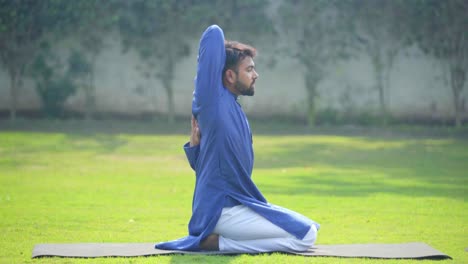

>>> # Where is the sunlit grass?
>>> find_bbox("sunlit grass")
[0,128,467,263]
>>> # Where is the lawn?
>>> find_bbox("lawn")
[0,121,467,263]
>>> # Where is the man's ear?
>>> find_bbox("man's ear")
[225,69,236,84]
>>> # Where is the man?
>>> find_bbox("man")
[155,25,319,253]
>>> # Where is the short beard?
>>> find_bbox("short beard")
[234,79,255,96]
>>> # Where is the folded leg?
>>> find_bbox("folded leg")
[213,205,318,253]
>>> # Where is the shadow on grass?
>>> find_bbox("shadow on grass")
[2,119,468,138]
[254,139,468,200]
[0,119,192,135]
[2,120,467,201]
[259,173,466,200]
[1,131,130,155]
[64,133,129,154]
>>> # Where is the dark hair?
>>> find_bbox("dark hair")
[223,40,257,78]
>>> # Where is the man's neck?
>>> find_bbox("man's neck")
[224,81,240,96]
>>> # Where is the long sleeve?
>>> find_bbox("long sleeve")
[183,142,200,170]
[192,25,225,111]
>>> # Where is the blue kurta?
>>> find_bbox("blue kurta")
[155,25,319,251]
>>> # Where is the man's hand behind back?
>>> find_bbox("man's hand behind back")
[190,115,201,147]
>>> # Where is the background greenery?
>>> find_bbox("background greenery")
[1,0,466,126]
[0,120,466,263]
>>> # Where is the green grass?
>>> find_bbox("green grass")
[0,122,467,263]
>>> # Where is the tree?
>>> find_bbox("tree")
[116,0,272,123]
[206,0,274,43]
[29,47,79,117]
[276,0,351,126]
[0,0,82,120]
[69,0,115,120]
[408,0,468,127]
[346,0,409,125]
[116,0,199,123]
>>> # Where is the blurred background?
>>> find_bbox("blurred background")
[0,0,467,127]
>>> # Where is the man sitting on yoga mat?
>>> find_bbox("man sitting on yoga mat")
[155,25,320,253]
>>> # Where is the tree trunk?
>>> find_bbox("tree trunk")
[162,53,175,124]
[372,53,388,125]
[383,69,391,122]
[383,49,397,123]
[8,67,20,121]
[377,73,387,126]
[305,74,319,127]
[161,69,175,124]
[85,57,97,120]
[165,82,175,124]
[306,94,316,127]
[450,66,466,127]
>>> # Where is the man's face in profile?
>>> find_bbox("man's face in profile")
[233,56,259,96]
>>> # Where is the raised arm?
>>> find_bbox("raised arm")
[193,25,226,108]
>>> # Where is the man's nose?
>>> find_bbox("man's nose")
[253,70,259,79]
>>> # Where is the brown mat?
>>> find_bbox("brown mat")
[32,242,450,259]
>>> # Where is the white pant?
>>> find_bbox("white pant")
[213,205,317,253]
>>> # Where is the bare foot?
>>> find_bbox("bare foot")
[200,234,219,251]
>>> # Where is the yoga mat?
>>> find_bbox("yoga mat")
[32,242,451,259]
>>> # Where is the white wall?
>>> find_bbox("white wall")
[0,38,466,120]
